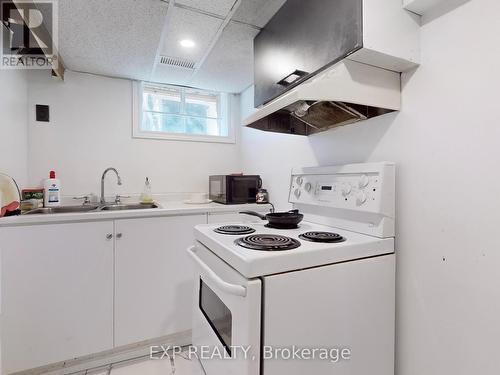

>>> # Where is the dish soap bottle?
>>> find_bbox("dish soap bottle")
[44,170,61,207]
[140,177,153,204]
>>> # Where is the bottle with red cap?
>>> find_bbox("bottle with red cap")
[43,170,62,207]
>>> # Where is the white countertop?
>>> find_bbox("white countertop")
[0,201,273,227]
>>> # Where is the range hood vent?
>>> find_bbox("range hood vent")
[243,60,401,136]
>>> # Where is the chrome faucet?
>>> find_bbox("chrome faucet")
[101,167,122,204]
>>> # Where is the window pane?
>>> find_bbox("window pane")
[139,83,230,140]
[142,111,155,131]
[142,112,186,133]
[186,117,220,135]
[185,91,218,119]
[143,87,181,114]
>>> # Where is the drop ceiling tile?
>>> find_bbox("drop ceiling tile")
[176,0,237,17]
[189,22,259,93]
[161,7,223,63]
[59,0,168,81]
[151,64,194,87]
[232,0,287,28]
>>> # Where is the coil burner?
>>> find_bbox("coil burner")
[214,225,256,235]
[235,234,301,251]
[299,231,346,243]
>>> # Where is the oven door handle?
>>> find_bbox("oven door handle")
[187,246,247,297]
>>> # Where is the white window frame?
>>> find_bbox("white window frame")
[132,81,235,144]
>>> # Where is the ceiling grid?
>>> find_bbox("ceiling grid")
[59,0,287,93]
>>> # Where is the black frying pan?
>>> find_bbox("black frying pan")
[239,209,303,229]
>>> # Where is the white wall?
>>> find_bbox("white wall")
[27,71,242,198]
[241,1,500,374]
[0,69,27,375]
[240,86,319,209]
[0,70,28,187]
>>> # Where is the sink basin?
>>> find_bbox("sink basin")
[23,205,100,215]
[22,203,160,215]
[98,203,160,211]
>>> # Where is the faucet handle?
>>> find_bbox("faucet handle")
[73,195,93,205]
[115,195,131,204]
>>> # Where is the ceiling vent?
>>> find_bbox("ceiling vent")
[159,55,196,69]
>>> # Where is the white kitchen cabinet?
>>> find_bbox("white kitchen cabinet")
[0,221,114,374]
[0,208,266,372]
[114,214,206,347]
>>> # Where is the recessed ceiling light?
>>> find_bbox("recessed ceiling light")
[179,39,195,48]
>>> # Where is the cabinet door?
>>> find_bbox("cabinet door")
[114,214,206,347]
[0,221,114,374]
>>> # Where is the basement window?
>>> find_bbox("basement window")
[133,82,234,143]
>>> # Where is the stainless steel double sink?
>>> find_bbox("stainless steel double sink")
[23,203,160,215]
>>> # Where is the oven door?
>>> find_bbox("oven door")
[188,243,261,375]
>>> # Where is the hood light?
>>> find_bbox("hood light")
[277,69,308,86]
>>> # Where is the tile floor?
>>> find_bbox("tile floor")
[82,353,205,375]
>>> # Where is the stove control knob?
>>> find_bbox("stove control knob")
[341,184,352,197]
[356,192,367,205]
[304,182,312,192]
[296,176,303,186]
[359,175,369,189]
[294,188,301,198]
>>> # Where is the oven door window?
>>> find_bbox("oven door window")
[199,279,232,355]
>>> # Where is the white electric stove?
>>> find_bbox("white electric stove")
[188,162,396,375]
[194,221,394,278]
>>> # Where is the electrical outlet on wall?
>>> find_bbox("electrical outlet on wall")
[36,105,50,122]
